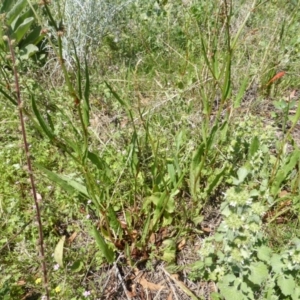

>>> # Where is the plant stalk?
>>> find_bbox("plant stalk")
[7,37,50,300]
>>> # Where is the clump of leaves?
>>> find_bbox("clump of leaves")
[191,185,300,300]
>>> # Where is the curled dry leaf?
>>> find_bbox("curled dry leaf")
[177,238,186,250]
[68,231,77,244]
[135,270,165,292]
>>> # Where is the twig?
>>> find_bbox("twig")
[114,262,132,300]
[160,266,199,300]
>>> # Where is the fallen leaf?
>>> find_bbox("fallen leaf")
[134,270,165,292]
[68,232,77,244]
[149,233,156,244]
[177,238,186,250]
[17,280,26,286]
[138,276,164,291]
[279,190,289,197]
[167,292,173,300]
[289,89,297,99]
[266,71,286,86]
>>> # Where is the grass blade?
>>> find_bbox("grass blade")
[31,95,55,140]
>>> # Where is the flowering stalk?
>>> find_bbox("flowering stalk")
[5,35,50,299]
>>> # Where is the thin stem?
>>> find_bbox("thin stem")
[7,37,50,300]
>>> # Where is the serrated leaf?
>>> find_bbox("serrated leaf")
[291,287,300,300]
[257,245,272,262]
[54,236,65,267]
[92,226,115,263]
[277,275,295,296]
[248,261,269,285]
[218,282,245,300]
[270,254,284,273]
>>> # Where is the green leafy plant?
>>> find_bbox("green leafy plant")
[191,182,300,299]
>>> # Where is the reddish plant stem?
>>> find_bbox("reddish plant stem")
[7,38,50,299]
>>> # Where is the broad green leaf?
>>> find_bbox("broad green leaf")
[92,226,115,263]
[5,0,27,25]
[35,164,89,197]
[13,17,34,43]
[31,95,55,140]
[165,193,175,213]
[191,214,204,226]
[162,239,176,263]
[167,163,176,186]
[291,287,300,300]
[222,53,231,101]
[54,236,65,267]
[222,274,237,284]
[190,142,205,199]
[19,44,38,59]
[205,165,227,195]
[1,0,15,13]
[151,191,170,229]
[248,261,269,285]
[277,275,296,296]
[210,293,222,300]
[175,129,185,152]
[233,167,248,185]
[70,260,84,273]
[108,206,122,238]
[20,25,45,48]
[206,123,218,150]
[11,5,34,30]
[218,282,245,300]
[219,120,229,142]
[59,174,89,196]
[141,214,151,245]
[271,150,300,195]
[87,151,110,173]
[249,136,259,157]
[257,245,272,262]
[234,76,249,108]
[270,254,284,273]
